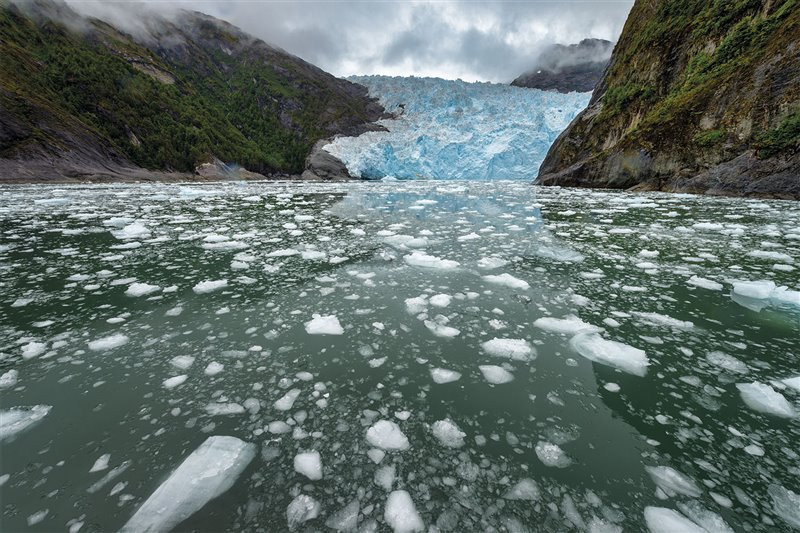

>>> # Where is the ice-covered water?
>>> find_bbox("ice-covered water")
[1,181,799,532]
[324,76,590,180]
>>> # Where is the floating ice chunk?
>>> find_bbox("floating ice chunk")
[204,362,224,376]
[457,232,480,242]
[482,273,530,290]
[268,421,291,434]
[769,484,800,529]
[747,250,794,263]
[87,333,129,352]
[403,251,459,269]
[431,419,466,448]
[481,338,534,361]
[286,494,320,529]
[305,314,344,335]
[384,234,429,249]
[366,420,410,451]
[21,341,46,359]
[424,319,460,338]
[676,501,734,533]
[324,499,359,532]
[163,375,187,389]
[121,436,256,533]
[504,478,540,501]
[170,356,195,370]
[479,365,514,384]
[0,405,51,442]
[192,279,228,294]
[772,286,800,307]
[11,297,33,307]
[706,352,748,374]
[205,403,245,415]
[686,276,723,291]
[405,296,428,314]
[429,294,452,307]
[274,389,301,411]
[533,315,601,335]
[477,256,509,269]
[113,222,150,240]
[570,333,649,377]
[375,464,396,490]
[643,507,706,533]
[736,382,796,418]
[781,376,800,392]
[293,451,322,480]
[90,454,111,473]
[535,441,571,468]
[632,312,694,329]
[604,383,620,392]
[0,369,18,388]
[125,282,160,297]
[645,466,702,498]
[267,248,299,257]
[384,490,424,533]
[732,280,775,300]
[430,368,461,384]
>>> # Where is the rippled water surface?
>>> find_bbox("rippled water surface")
[1,181,799,532]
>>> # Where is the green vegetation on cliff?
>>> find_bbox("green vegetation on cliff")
[0,1,381,176]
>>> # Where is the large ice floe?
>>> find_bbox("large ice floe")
[324,76,590,180]
[121,436,255,532]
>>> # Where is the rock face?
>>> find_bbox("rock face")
[511,39,613,93]
[537,1,800,198]
[0,0,384,181]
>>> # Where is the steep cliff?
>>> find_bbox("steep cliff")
[511,39,613,93]
[537,0,800,198]
[0,0,383,181]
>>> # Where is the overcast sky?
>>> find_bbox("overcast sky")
[67,0,634,82]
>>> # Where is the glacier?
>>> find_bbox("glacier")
[323,76,590,180]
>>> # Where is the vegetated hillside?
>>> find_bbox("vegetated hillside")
[537,0,800,198]
[511,39,614,93]
[0,0,383,180]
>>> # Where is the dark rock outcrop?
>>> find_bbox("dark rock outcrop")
[511,39,613,93]
[537,1,800,198]
[301,140,353,181]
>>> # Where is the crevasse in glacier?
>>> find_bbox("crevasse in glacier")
[323,76,591,180]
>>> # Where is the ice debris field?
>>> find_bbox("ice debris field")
[324,76,590,181]
[1,180,799,532]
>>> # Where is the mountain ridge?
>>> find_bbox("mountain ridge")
[511,39,614,93]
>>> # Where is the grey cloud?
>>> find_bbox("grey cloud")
[65,0,634,82]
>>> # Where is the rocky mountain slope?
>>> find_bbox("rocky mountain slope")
[537,0,800,198]
[511,39,613,93]
[0,0,384,181]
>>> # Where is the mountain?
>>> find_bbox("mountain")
[510,39,614,93]
[0,0,384,181]
[537,0,800,198]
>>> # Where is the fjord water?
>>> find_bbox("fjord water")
[1,181,799,532]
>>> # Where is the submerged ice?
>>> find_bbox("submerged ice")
[324,76,590,180]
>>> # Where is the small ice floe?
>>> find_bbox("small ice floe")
[404,295,428,315]
[113,222,150,240]
[781,376,800,392]
[121,436,255,532]
[736,382,796,418]
[477,256,509,269]
[430,368,461,384]
[374,464,395,490]
[163,375,187,389]
[293,451,322,480]
[535,441,571,468]
[504,478,540,501]
[324,500,360,532]
[431,419,465,448]
[481,338,534,361]
[686,276,723,291]
[287,494,320,530]
[0,405,51,442]
[366,420,410,451]
[731,280,800,311]
[204,362,224,376]
[424,318,460,338]
[769,484,800,529]
[384,234,429,249]
[205,403,245,415]
[0,369,19,388]
[274,389,301,411]
[21,341,46,359]
[479,365,514,384]
[125,282,160,297]
[429,294,451,307]
[632,312,694,330]
[533,315,601,335]
[90,453,111,473]
[304,315,344,335]
[384,490,424,533]
[645,466,702,498]
[644,507,709,533]
[706,351,748,374]
[569,333,649,377]
[170,356,195,370]
[87,333,129,352]
[192,279,228,294]
[403,251,459,269]
[482,273,529,290]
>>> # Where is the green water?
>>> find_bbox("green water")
[1,181,799,532]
